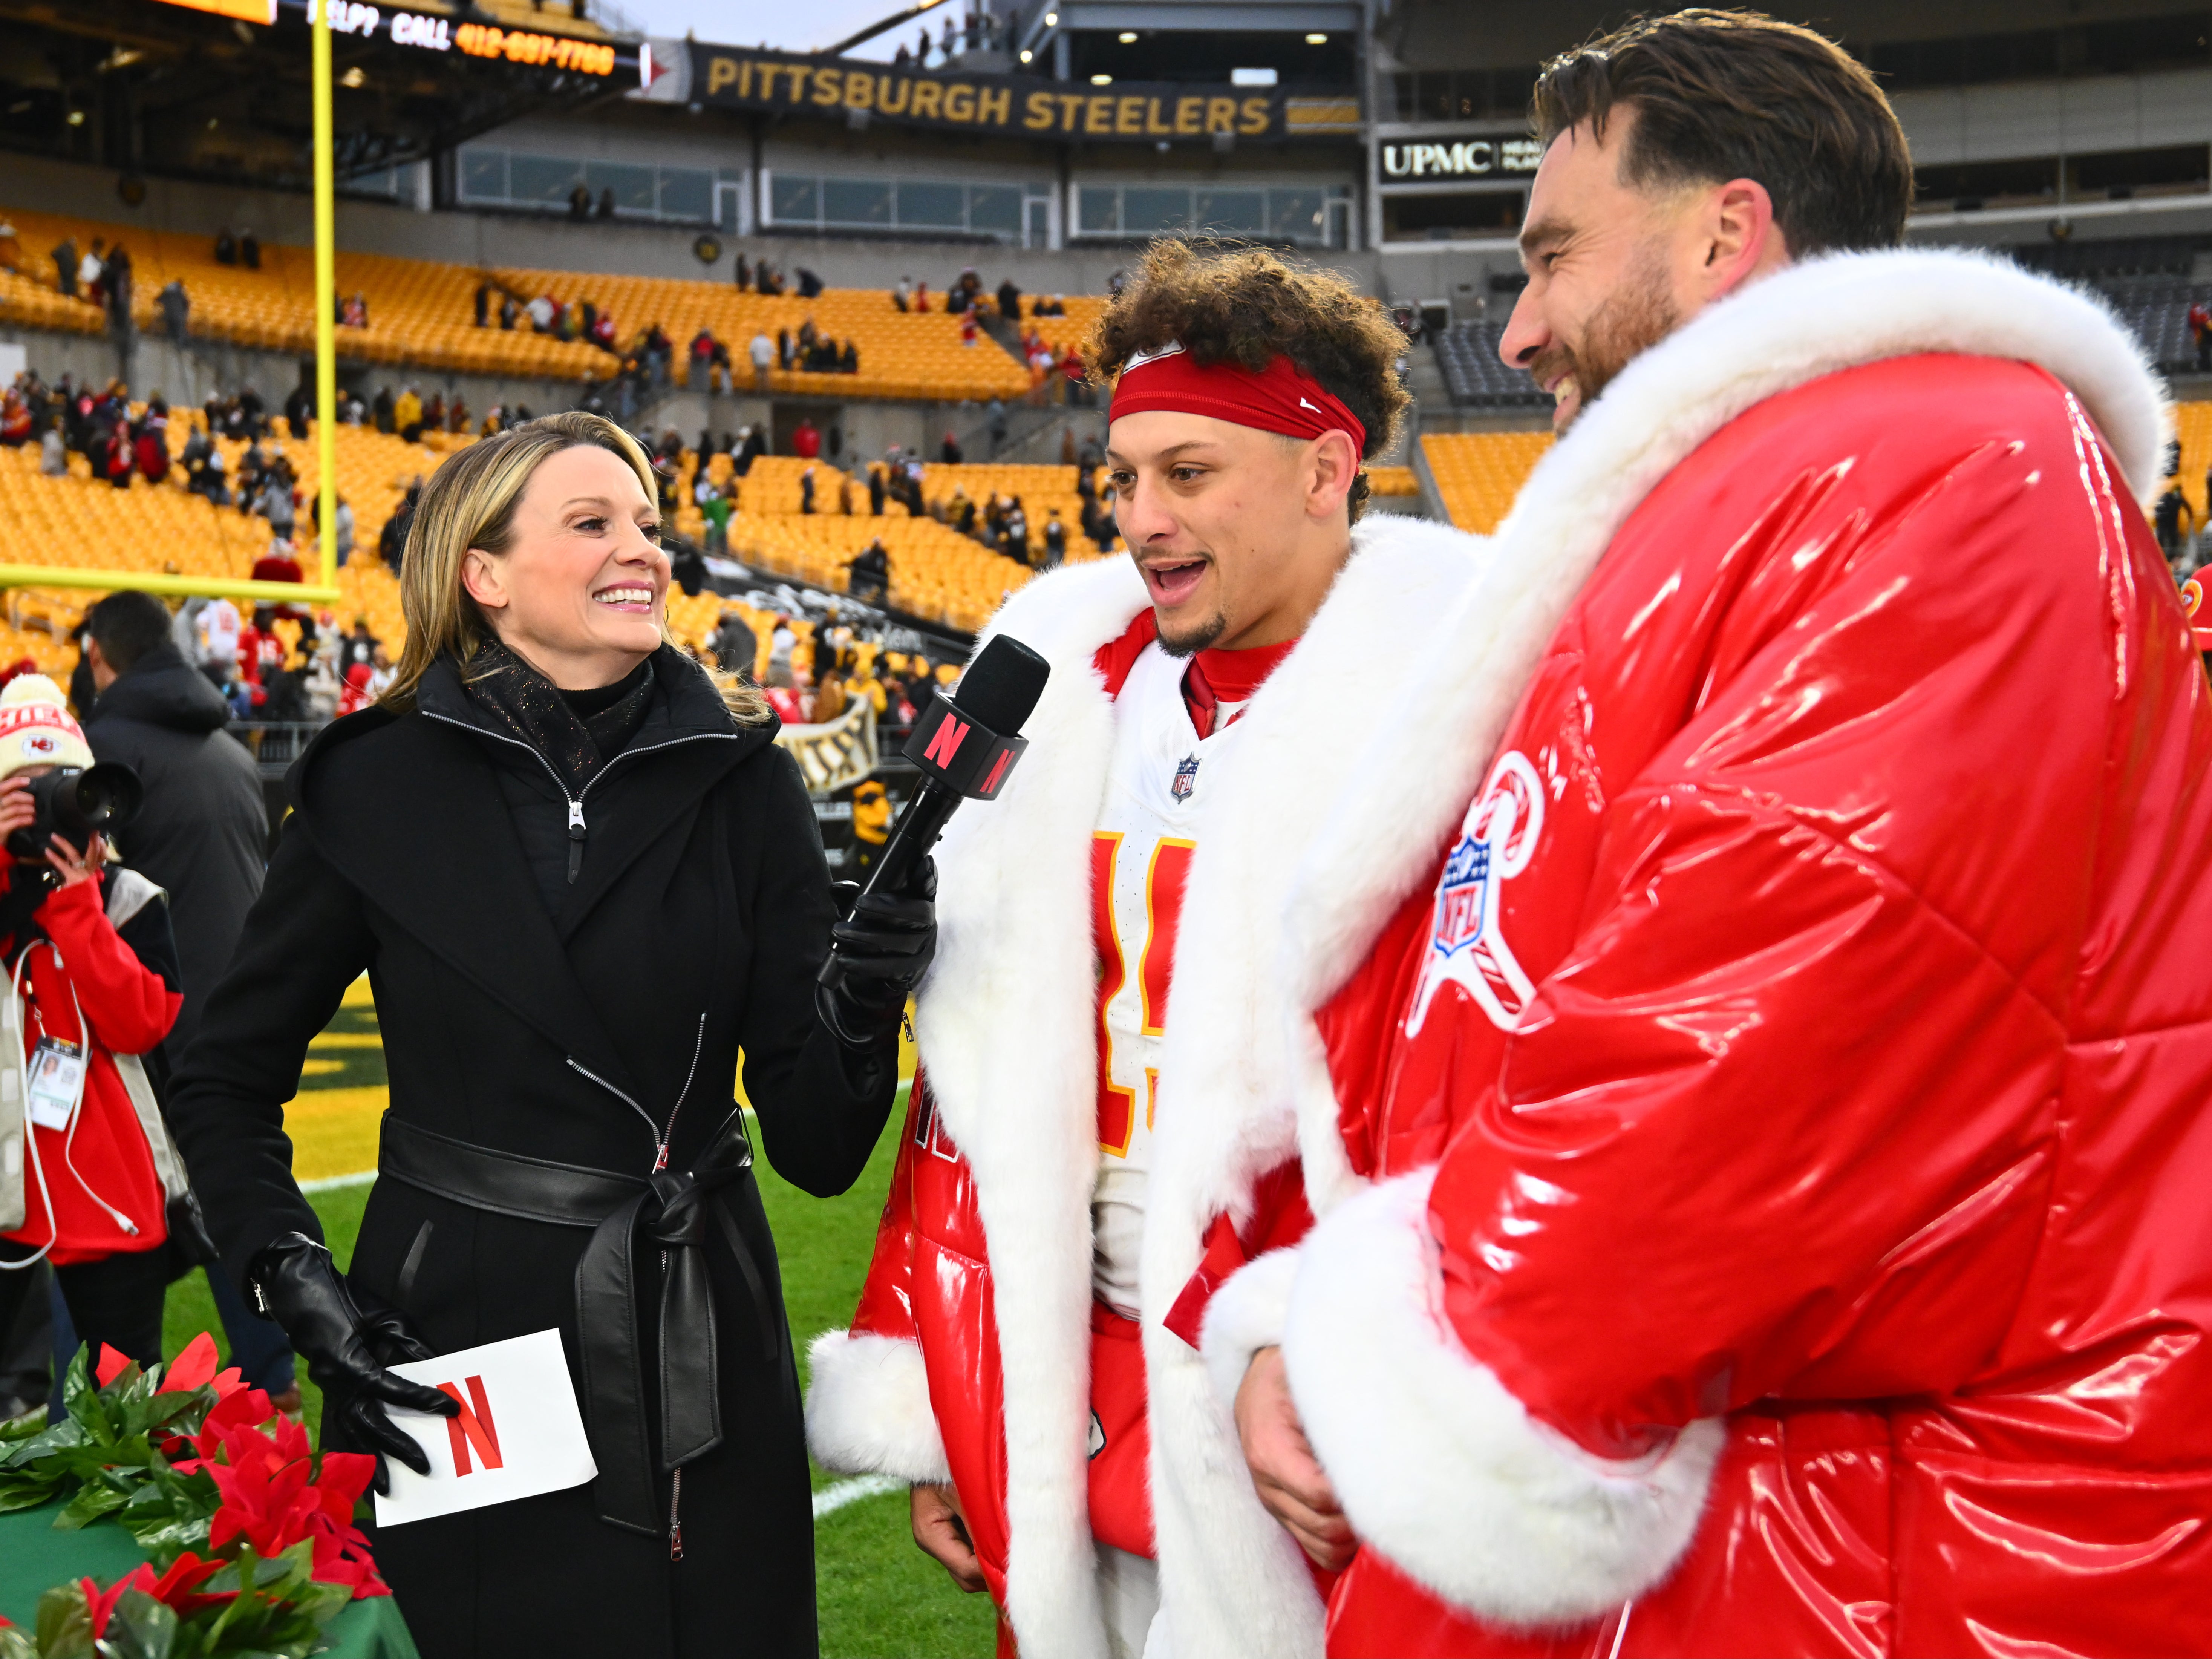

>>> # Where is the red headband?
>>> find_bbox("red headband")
[1108,343,1367,454]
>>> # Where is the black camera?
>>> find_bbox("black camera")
[6,763,142,861]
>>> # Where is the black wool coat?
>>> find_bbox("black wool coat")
[85,643,267,1066]
[167,647,900,1658]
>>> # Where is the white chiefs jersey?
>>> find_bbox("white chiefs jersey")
[1089,641,1257,1317]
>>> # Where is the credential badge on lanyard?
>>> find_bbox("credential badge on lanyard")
[26,1036,85,1132]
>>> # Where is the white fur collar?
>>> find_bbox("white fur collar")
[1141,513,1486,1655]
[914,553,1146,1657]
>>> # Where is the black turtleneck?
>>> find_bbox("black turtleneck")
[461,642,656,796]
[561,657,655,764]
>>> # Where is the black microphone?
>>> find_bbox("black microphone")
[864,633,1051,901]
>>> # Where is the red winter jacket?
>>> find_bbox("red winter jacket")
[3,874,183,1264]
[1205,254,2212,1658]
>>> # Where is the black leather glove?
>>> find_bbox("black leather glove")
[815,858,936,1048]
[246,1231,457,1495]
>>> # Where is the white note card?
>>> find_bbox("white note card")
[372,1328,599,1527]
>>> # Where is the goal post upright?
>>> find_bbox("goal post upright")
[313,0,338,592]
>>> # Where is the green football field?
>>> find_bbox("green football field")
[155,988,996,1657]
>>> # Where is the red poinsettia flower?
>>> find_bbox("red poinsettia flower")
[95,1344,133,1388]
[165,1333,220,1394]
[182,1385,277,1466]
[81,1573,135,1640]
[298,1452,391,1599]
[140,1552,232,1616]
[205,1429,320,1559]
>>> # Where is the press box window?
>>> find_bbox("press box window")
[1381,191,1523,242]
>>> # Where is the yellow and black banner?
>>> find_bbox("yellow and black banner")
[689,43,1286,142]
[776,698,880,796]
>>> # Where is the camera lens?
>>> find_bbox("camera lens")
[69,763,142,833]
[5,763,142,862]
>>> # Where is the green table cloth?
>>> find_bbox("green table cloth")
[0,1498,417,1656]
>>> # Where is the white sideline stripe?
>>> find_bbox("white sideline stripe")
[814,1474,902,1519]
[300,1170,377,1193]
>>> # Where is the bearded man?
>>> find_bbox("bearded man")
[1183,11,2212,1656]
[802,244,1480,1656]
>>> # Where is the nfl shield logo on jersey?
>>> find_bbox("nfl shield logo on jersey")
[1171,756,1199,801]
[1407,749,1546,1036]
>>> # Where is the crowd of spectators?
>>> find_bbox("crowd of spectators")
[2,371,173,490]
[891,6,1010,68]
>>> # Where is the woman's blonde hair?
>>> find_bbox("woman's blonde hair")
[377,411,767,724]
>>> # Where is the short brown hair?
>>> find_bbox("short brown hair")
[1533,9,1912,256]
[1084,240,1410,521]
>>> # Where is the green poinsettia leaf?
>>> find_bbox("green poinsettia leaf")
[0,1417,87,1471]
[34,1579,93,1657]
[102,1588,180,1659]
[0,1470,67,1513]
[118,1477,219,1562]
[144,1388,214,1439]
[255,1541,315,1596]
[0,1622,34,1659]
[54,1475,132,1529]
[291,1579,352,1627]
[60,1347,121,1447]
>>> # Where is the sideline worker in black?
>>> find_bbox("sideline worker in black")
[168,412,931,1657]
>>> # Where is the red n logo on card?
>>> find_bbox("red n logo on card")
[436,1376,504,1475]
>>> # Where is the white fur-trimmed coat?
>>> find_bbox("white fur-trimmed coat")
[804,513,1486,1656]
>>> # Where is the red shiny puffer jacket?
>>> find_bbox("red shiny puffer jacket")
[1272,351,2212,1656]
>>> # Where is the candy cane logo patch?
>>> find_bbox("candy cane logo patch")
[1408,750,1544,1036]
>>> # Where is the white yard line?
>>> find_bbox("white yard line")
[300,1169,377,1194]
[813,1474,902,1519]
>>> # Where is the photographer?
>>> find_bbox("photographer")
[82,591,298,1412]
[0,676,184,1371]
[168,413,926,1657]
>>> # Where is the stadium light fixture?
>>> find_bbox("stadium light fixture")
[1045,12,1057,24]
[340,65,366,86]
[1019,48,1032,61]
[1091,73,1112,85]
[1306,32,1327,44]
[148,0,275,20]
[66,109,84,125]
[1118,31,1137,42]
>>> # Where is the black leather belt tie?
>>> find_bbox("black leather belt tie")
[378,1108,779,1536]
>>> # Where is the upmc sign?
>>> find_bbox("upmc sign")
[1381,138,1544,178]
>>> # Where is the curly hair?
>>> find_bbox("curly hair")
[1082,239,1410,522]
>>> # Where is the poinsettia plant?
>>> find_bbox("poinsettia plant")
[0,1335,391,1659]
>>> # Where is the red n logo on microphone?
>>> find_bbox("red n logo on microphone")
[436,1376,504,1475]
[922,713,970,768]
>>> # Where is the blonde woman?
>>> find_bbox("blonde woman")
[169,414,933,1657]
